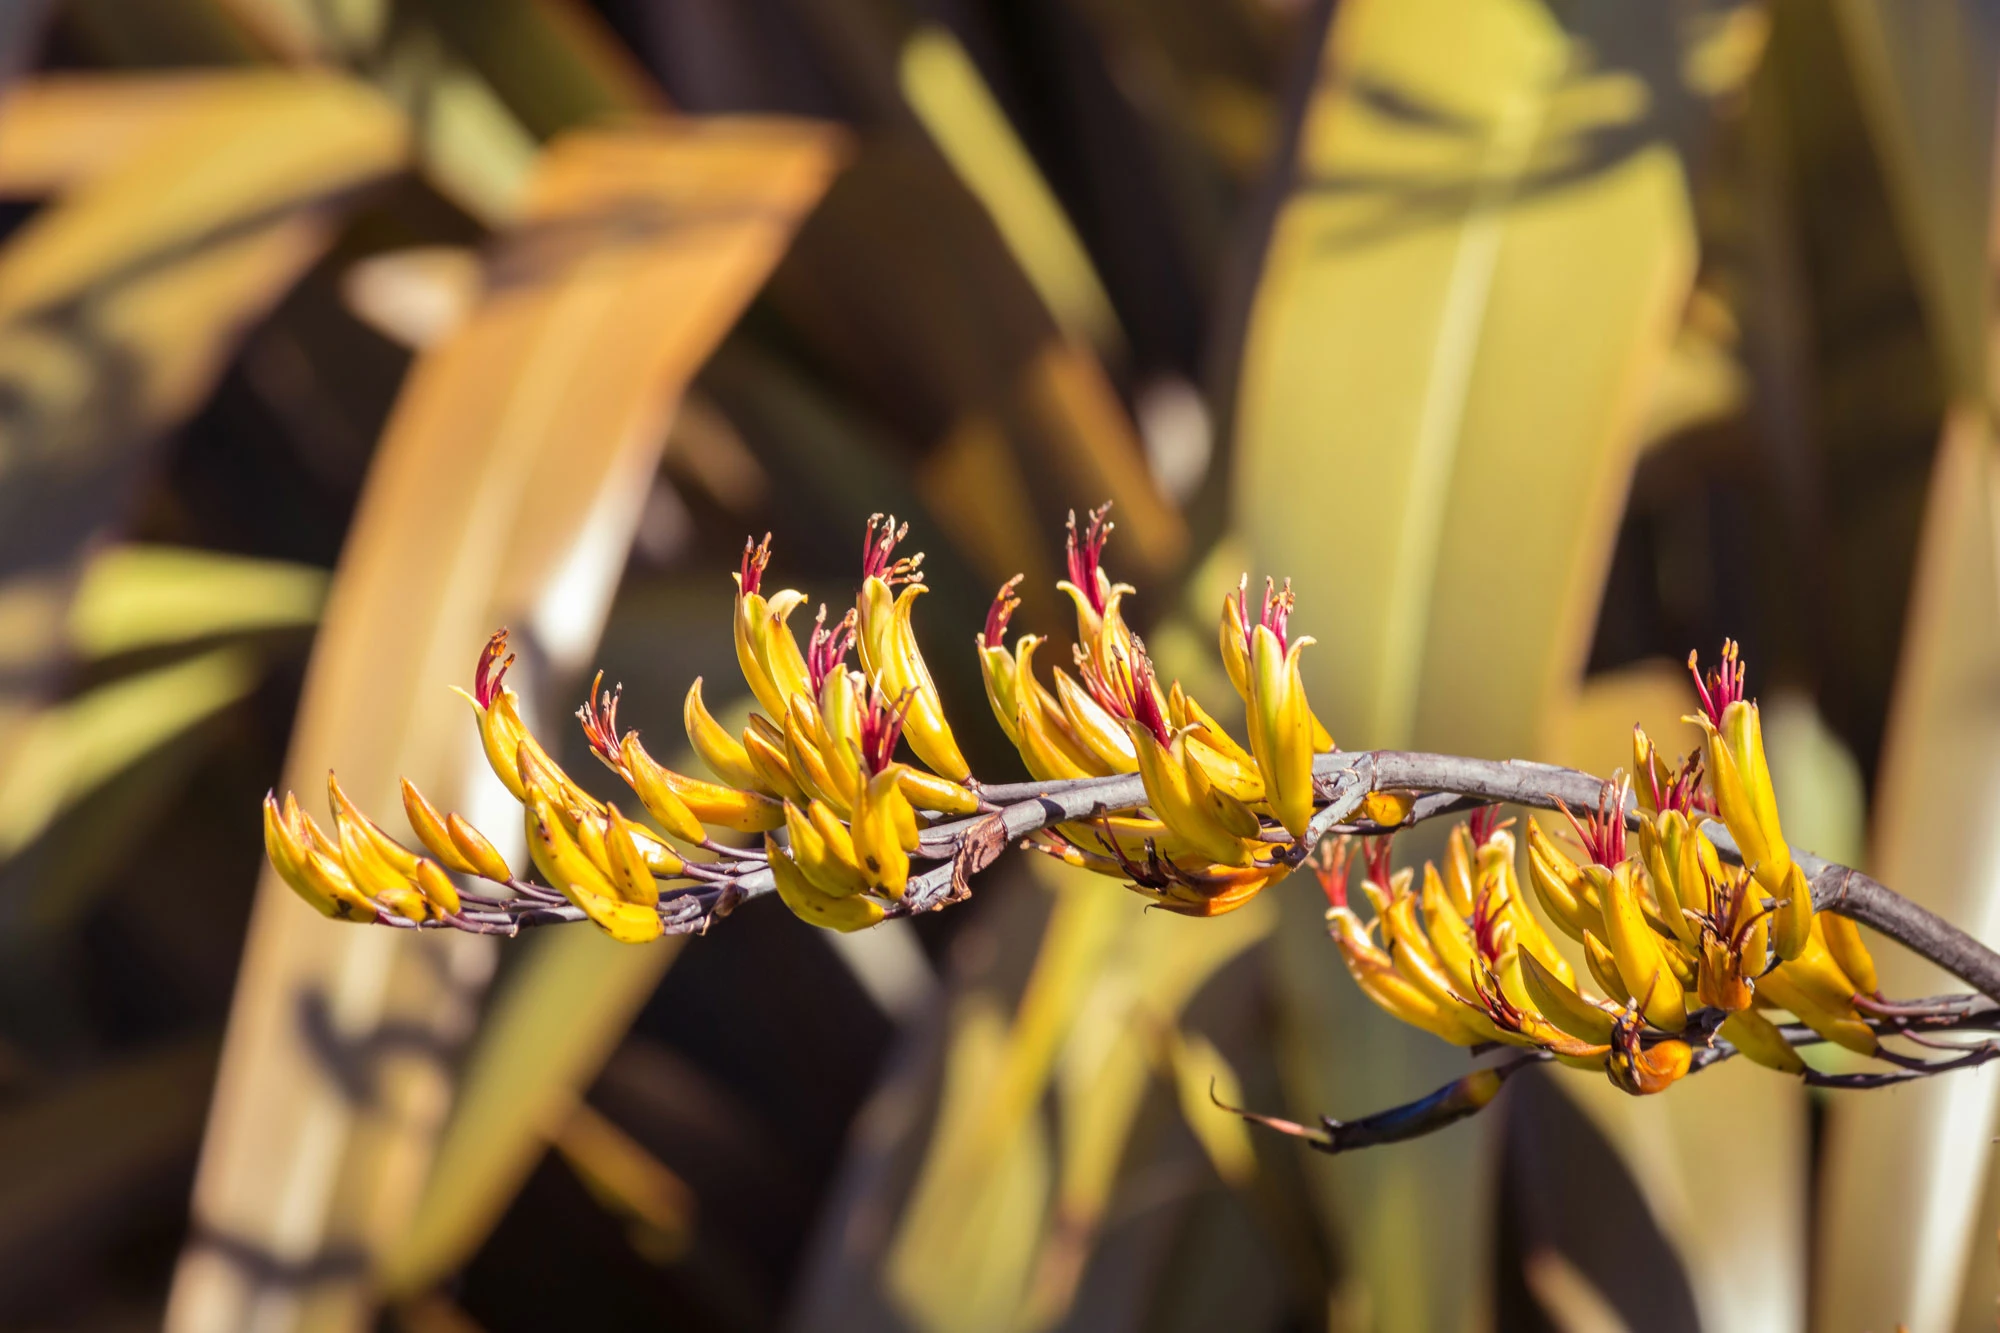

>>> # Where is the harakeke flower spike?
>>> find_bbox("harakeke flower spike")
[267,514,2000,1149]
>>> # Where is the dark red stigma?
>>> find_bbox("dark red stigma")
[1127,638,1172,747]
[807,605,856,694]
[1558,781,1628,869]
[739,533,773,597]
[1310,838,1353,911]
[1471,885,1506,962]
[474,630,515,709]
[983,575,1024,649]
[861,514,922,586]
[576,671,625,769]
[1064,502,1115,614]
[1467,804,1510,847]
[1688,639,1747,728]
[1644,739,1715,819]
[1078,635,1172,746]
[1363,833,1395,889]
[857,686,913,775]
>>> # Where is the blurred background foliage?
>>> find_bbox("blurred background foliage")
[0,0,1994,1330]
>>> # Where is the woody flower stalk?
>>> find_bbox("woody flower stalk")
[262,503,2000,1154]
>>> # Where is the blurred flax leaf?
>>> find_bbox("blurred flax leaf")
[1229,0,1765,1324]
[382,927,686,1297]
[0,68,404,814]
[69,545,328,659]
[165,119,845,1333]
[898,23,1123,357]
[879,861,1274,1333]
[1812,6,2000,1327]
[1832,0,1998,399]
[1819,411,2000,1333]
[0,646,260,861]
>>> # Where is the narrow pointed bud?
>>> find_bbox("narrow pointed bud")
[1688,641,1806,958]
[1246,624,1315,839]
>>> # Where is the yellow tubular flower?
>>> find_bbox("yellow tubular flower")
[1013,648,1100,780]
[1519,950,1619,1045]
[1053,669,1141,772]
[1246,623,1315,840]
[1821,912,1879,995]
[524,790,661,944]
[1472,817,1573,988]
[265,794,375,920]
[767,837,884,932]
[1754,968,1876,1055]
[1601,860,1689,1031]
[850,765,913,899]
[977,576,1026,745]
[1222,576,1336,752]
[1720,1009,1807,1074]
[784,800,869,898]
[1688,641,1809,959]
[684,678,765,792]
[854,516,971,782]
[1056,503,1138,653]
[614,731,783,834]
[753,589,813,710]
[1525,818,1598,941]
[1129,723,1252,867]
[732,535,787,721]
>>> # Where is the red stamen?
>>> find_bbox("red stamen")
[861,514,923,586]
[807,605,856,694]
[1077,635,1173,746]
[739,534,772,597]
[1226,576,1252,654]
[1258,577,1296,654]
[1467,804,1510,847]
[857,686,914,775]
[577,671,625,770]
[1310,839,1353,910]
[1557,780,1628,869]
[1640,733,1715,819]
[1363,833,1395,889]
[983,575,1024,649]
[1471,884,1507,962]
[1064,502,1115,615]
[1127,639,1173,746]
[1688,639,1747,728]
[473,630,515,709]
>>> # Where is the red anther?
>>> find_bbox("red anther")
[857,685,914,775]
[983,575,1024,649]
[740,534,773,597]
[576,671,625,768]
[807,605,856,694]
[473,630,515,709]
[1647,745,1714,819]
[862,514,922,586]
[1557,780,1628,869]
[1688,639,1746,728]
[1064,502,1115,614]
[1258,577,1297,653]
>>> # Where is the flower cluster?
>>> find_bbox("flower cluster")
[263,505,1343,940]
[1317,643,1882,1097]
[979,506,1336,914]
